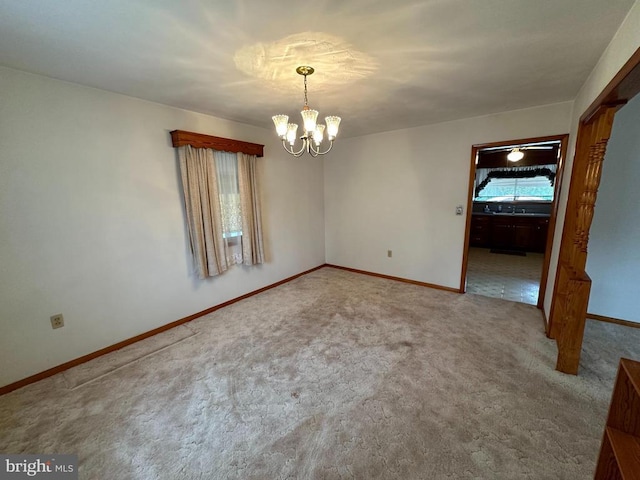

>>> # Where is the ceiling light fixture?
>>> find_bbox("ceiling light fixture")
[507,148,525,162]
[272,66,341,157]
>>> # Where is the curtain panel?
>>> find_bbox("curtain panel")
[178,145,264,279]
[178,145,228,278]
[238,153,265,265]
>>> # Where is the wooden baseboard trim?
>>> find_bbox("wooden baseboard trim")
[0,264,326,396]
[325,264,460,293]
[587,313,640,329]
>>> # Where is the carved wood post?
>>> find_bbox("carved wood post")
[548,106,617,374]
[555,267,592,374]
[570,139,608,267]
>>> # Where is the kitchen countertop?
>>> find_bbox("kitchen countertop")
[472,212,551,218]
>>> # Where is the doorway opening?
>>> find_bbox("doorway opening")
[460,134,569,307]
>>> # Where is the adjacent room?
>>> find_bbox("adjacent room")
[1,1,640,478]
[465,138,563,305]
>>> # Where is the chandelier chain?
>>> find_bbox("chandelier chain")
[303,74,308,107]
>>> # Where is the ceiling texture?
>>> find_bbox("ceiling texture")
[0,0,635,138]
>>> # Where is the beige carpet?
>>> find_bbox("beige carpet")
[1,267,639,479]
[61,324,198,389]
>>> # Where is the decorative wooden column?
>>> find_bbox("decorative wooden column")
[553,264,592,374]
[548,106,616,374]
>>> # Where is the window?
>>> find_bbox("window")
[214,151,243,265]
[215,151,242,239]
[475,176,555,201]
[474,166,556,202]
[177,144,264,279]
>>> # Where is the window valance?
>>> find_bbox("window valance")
[170,130,264,157]
[475,166,556,198]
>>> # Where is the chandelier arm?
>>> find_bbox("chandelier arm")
[307,143,320,157]
[312,140,334,156]
[281,138,307,157]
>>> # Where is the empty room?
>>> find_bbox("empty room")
[2,1,640,478]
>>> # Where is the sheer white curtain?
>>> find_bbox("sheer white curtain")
[214,150,243,265]
[178,146,264,278]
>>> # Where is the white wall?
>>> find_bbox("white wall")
[544,0,640,315]
[585,94,640,323]
[324,102,572,289]
[0,67,325,387]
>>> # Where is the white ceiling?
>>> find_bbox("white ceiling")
[0,0,635,138]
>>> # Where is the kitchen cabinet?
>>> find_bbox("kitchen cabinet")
[470,214,549,252]
[491,216,537,250]
[491,217,516,249]
[532,218,549,252]
[469,215,491,247]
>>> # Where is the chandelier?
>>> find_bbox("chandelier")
[272,66,341,157]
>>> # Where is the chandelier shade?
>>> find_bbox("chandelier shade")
[286,123,298,145]
[272,66,341,157]
[325,116,341,140]
[301,108,319,134]
[272,115,289,137]
[313,124,325,145]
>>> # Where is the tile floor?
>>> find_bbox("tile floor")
[465,247,544,305]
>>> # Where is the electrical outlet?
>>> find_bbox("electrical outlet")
[50,314,64,329]
[456,205,464,215]
[387,250,392,258]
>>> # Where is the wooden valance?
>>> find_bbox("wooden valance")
[170,130,264,157]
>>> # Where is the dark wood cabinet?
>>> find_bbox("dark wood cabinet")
[470,214,549,252]
[514,222,535,249]
[532,218,549,253]
[469,215,491,247]
[490,217,515,249]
